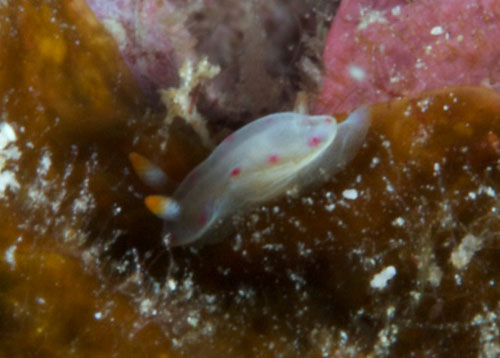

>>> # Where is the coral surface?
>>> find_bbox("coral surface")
[317,0,500,114]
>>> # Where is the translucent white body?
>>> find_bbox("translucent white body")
[163,107,370,246]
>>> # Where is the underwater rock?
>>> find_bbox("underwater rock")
[3,0,500,357]
[85,0,338,120]
[317,0,500,114]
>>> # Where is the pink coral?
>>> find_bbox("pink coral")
[85,0,193,99]
[317,0,500,114]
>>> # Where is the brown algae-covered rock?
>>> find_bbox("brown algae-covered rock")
[2,1,500,357]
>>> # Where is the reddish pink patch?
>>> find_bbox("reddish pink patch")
[224,133,236,143]
[230,167,241,177]
[325,117,333,124]
[316,0,500,114]
[198,212,208,226]
[268,154,279,164]
[308,136,322,147]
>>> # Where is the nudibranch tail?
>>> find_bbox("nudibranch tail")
[144,195,180,220]
[129,152,171,189]
[332,106,370,167]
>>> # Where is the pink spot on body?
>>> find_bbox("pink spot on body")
[325,117,333,124]
[230,167,241,177]
[225,133,236,143]
[308,136,322,147]
[198,212,208,226]
[268,154,280,164]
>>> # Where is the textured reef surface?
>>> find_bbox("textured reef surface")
[2,1,500,358]
[317,0,500,113]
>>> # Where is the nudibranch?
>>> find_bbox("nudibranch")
[131,107,370,246]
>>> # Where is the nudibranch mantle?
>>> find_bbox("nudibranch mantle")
[137,107,370,246]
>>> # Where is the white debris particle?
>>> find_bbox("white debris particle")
[357,8,388,30]
[0,120,21,197]
[472,309,500,358]
[389,75,401,83]
[391,5,401,16]
[443,104,449,111]
[94,311,103,320]
[4,244,16,269]
[187,315,199,327]
[415,58,425,69]
[38,151,52,177]
[433,162,441,176]
[36,297,46,305]
[479,185,496,198]
[455,273,462,285]
[0,121,16,148]
[167,277,178,291]
[468,191,477,200]
[410,290,422,302]
[370,266,397,290]
[430,26,444,35]
[324,203,336,212]
[347,64,366,82]
[0,171,20,196]
[386,305,396,319]
[457,34,464,42]
[450,234,482,270]
[370,156,380,168]
[427,263,443,287]
[417,98,430,112]
[342,189,358,200]
[391,217,405,227]
[139,298,157,317]
[374,324,399,356]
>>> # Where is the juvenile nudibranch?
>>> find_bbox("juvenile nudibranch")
[131,107,370,246]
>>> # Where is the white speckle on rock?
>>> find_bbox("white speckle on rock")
[417,98,431,112]
[0,121,16,148]
[4,244,16,269]
[433,162,441,175]
[38,151,52,177]
[370,266,397,290]
[479,185,496,198]
[94,311,103,320]
[370,156,380,168]
[392,217,405,227]
[139,298,157,317]
[0,120,21,198]
[0,171,20,197]
[391,5,401,17]
[450,234,482,270]
[324,203,336,212]
[357,8,388,30]
[342,189,358,200]
[347,64,366,82]
[430,26,444,35]
[472,307,500,358]
[187,314,199,327]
